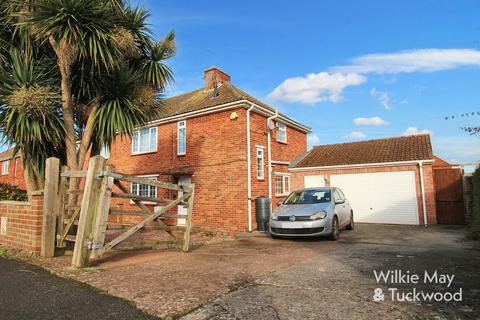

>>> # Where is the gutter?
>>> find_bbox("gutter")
[289,159,434,171]
[141,99,311,133]
[246,104,255,232]
[267,109,279,205]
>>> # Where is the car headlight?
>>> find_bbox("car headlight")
[270,213,278,220]
[310,211,327,220]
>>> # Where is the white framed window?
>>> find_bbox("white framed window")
[131,175,158,204]
[132,127,157,154]
[256,147,264,180]
[275,174,290,196]
[177,120,186,155]
[100,144,110,159]
[1,160,9,175]
[277,122,287,143]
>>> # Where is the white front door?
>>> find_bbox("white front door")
[330,171,419,225]
[177,176,192,226]
[304,175,325,188]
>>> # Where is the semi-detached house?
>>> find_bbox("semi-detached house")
[105,67,310,234]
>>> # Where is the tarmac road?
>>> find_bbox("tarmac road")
[0,257,157,320]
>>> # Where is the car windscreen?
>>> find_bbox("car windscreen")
[283,190,331,205]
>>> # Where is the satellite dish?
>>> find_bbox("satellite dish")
[268,119,276,130]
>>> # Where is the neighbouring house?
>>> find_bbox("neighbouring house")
[290,135,438,225]
[0,149,26,190]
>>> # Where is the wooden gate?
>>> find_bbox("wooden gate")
[433,168,465,225]
[41,156,195,268]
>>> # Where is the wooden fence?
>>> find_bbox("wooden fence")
[41,156,195,268]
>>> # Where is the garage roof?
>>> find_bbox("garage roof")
[293,134,433,168]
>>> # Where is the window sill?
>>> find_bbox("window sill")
[177,153,186,157]
[257,177,265,181]
[129,200,157,205]
[276,140,287,145]
[131,150,158,156]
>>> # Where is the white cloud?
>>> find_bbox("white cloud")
[370,88,391,109]
[307,133,320,149]
[345,131,367,139]
[434,136,480,163]
[267,72,366,104]
[331,49,480,74]
[403,127,433,136]
[353,116,389,126]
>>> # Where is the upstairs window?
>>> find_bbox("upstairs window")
[132,127,157,154]
[2,160,9,175]
[256,148,265,180]
[177,120,186,155]
[277,123,287,143]
[275,174,290,196]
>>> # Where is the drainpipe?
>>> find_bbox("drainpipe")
[418,161,428,226]
[266,109,279,207]
[246,104,255,232]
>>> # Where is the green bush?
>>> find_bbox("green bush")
[0,183,27,201]
[468,167,480,240]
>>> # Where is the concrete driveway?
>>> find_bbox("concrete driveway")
[183,224,480,320]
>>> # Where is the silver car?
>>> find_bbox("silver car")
[269,187,354,240]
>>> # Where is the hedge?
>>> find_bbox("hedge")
[468,167,480,240]
[0,183,28,201]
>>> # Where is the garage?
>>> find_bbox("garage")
[329,171,419,224]
[290,135,438,225]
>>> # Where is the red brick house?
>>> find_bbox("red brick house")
[0,149,26,190]
[289,135,437,225]
[101,67,310,233]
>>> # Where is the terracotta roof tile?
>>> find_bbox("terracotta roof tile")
[294,134,433,168]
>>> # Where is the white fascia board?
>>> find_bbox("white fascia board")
[289,159,434,171]
[137,99,311,133]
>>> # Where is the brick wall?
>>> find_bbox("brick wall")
[107,108,250,234]
[0,193,44,253]
[290,164,437,225]
[107,108,308,234]
[0,157,27,190]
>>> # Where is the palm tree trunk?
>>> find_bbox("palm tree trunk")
[49,37,78,170]
[77,104,98,167]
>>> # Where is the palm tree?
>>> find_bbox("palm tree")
[0,0,175,190]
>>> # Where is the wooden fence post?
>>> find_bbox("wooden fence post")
[90,164,115,260]
[182,184,195,252]
[72,156,106,268]
[41,157,60,257]
[55,165,69,248]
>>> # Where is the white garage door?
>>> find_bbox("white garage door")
[330,171,419,225]
[304,175,325,188]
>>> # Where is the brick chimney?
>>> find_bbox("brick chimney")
[203,67,231,90]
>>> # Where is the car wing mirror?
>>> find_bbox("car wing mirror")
[335,199,345,205]
[277,200,284,206]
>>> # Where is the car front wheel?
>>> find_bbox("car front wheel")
[329,217,340,240]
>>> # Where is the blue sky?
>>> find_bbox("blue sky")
[137,0,480,164]
[3,1,478,165]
